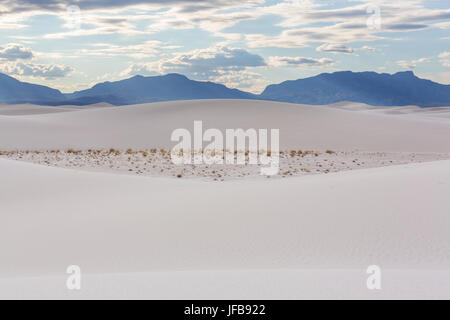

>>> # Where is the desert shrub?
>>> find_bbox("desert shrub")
[109,148,120,155]
[67,148,82,155]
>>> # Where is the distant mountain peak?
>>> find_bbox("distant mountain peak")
[164,73,188,78]
[393,70,416,77]
[64,72,255,105]
[0,72,64,104]
[260,70,450,107]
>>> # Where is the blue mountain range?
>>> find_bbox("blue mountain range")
[261,71,450,107]
[1,71,449,107]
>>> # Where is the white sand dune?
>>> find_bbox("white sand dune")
[329,101,450,121]
[1,99,450,299]
[1,99,450,152]
[0,103,112,116]
[1,158,449,299]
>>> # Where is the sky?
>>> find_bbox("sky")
[0,0,448,93]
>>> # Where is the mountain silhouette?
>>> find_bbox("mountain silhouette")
[65,73,256,105]
[0,73,65,104]
[1,71,449,107]
[260,71,450,107]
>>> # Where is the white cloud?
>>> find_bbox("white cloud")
[360,45,376,52]
[0,43,33,61]
[120,63,158,77]
[122,46,266,78]
[2,0,264,39]
[120,45,268,91]
[76,41,164,59]
[246,34,308,49]
[212,69,269,93]
[1,62,73,79]
[397,58,430,69]
[245,1,450,48]
[268,56,334,67]
[439,52,450,68]
[1,0,449,44]
[316,43,354,54]
[0,43,73,80]
[245,22,383,48]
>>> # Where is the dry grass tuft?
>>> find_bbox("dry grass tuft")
[109,148,121,155]
[66,148,81,154]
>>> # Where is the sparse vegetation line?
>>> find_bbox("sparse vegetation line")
[1,148,449,181]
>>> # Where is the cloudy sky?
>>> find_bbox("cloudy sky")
[0,0,448,93]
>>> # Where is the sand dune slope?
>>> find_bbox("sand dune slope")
[1,158,449,299]
[1,100,450,152]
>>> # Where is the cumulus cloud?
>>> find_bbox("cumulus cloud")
[120,63,159,77]
[122,46,266,78]
[0,43,33,61]
[268,56,334,67]
[397,58,430,69]
[211,69,269,93]
[1,62,73,79]
[316,43,354,54]
[120,46,268,91]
